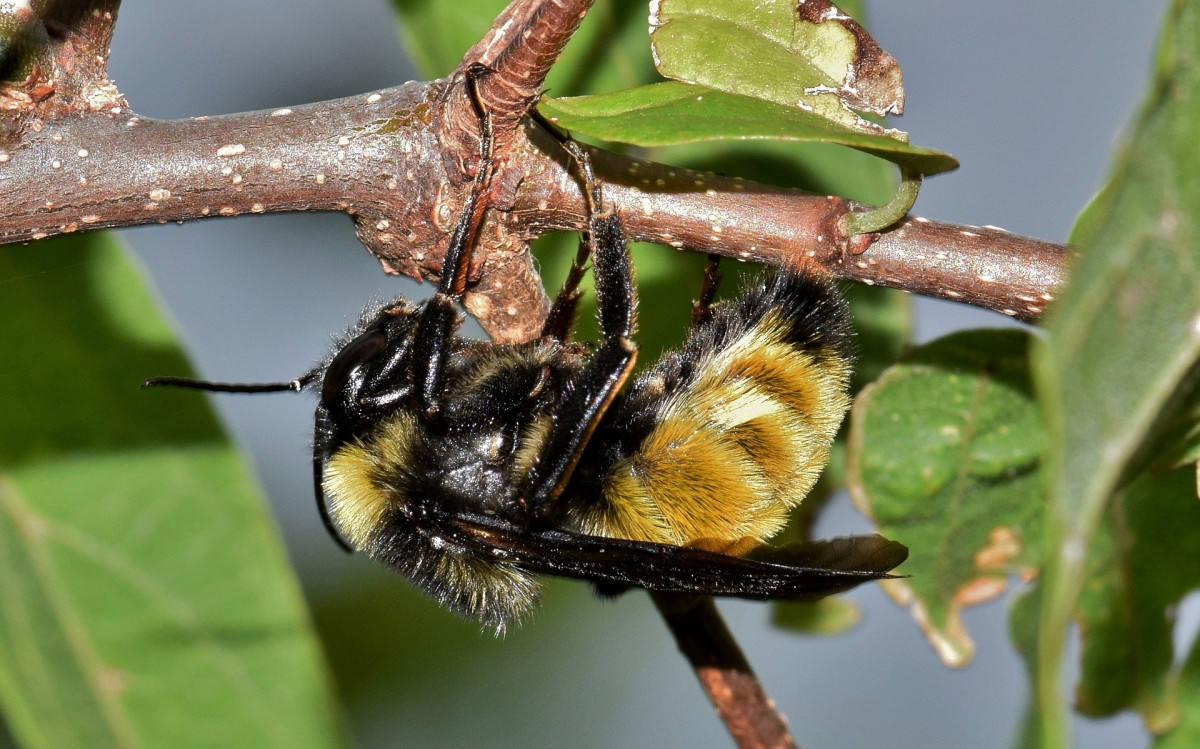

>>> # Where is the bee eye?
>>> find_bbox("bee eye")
[322,329,387,406]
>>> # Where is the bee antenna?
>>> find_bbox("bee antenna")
[141,373,315,394]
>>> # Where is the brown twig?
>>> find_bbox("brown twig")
[457,0,595,142]
[503,131,1065,323]
[653,594,798,749]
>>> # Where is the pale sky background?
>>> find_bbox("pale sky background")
[38,1,1174,747]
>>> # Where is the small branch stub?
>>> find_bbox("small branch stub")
[653,593,799,749]
[0,1,125,120]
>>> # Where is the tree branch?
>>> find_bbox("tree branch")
[0,92,1067,337]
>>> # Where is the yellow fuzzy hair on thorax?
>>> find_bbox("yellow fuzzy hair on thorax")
[322,412,419,550]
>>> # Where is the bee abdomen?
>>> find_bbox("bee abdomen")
[586,269,854,548]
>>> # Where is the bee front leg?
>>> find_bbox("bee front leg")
[411,63,495,417]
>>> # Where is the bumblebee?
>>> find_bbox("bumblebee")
[147,69,906,631]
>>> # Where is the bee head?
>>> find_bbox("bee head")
[316,296,427,443]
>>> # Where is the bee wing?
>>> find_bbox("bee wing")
[438,511,907,601]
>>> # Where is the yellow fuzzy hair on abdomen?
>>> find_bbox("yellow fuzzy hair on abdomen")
[589,309,851,548]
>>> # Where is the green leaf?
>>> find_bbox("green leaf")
[666,141,889,209]
[1009,587,1046,749]
[0,235,343,749]
[1032,1,1200,743]
[1071,467,1200,733]
[650,0,903,132]
[391,0,956,175]
[1147,413,1200,472]
[1009,467,1200,739]
[847,330,1043,666]
[539,82,957,175]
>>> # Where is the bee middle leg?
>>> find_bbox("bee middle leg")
[520,131,639,519]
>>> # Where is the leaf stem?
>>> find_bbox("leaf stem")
[840,167,923,236]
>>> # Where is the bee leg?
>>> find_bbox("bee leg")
[520,135,639,519]
[690,253,723,328]
[540,233,592,341]
[411,62,496,418]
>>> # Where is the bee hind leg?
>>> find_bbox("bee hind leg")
[690,253,723,328]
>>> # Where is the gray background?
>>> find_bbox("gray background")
[83,1,1174,746]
